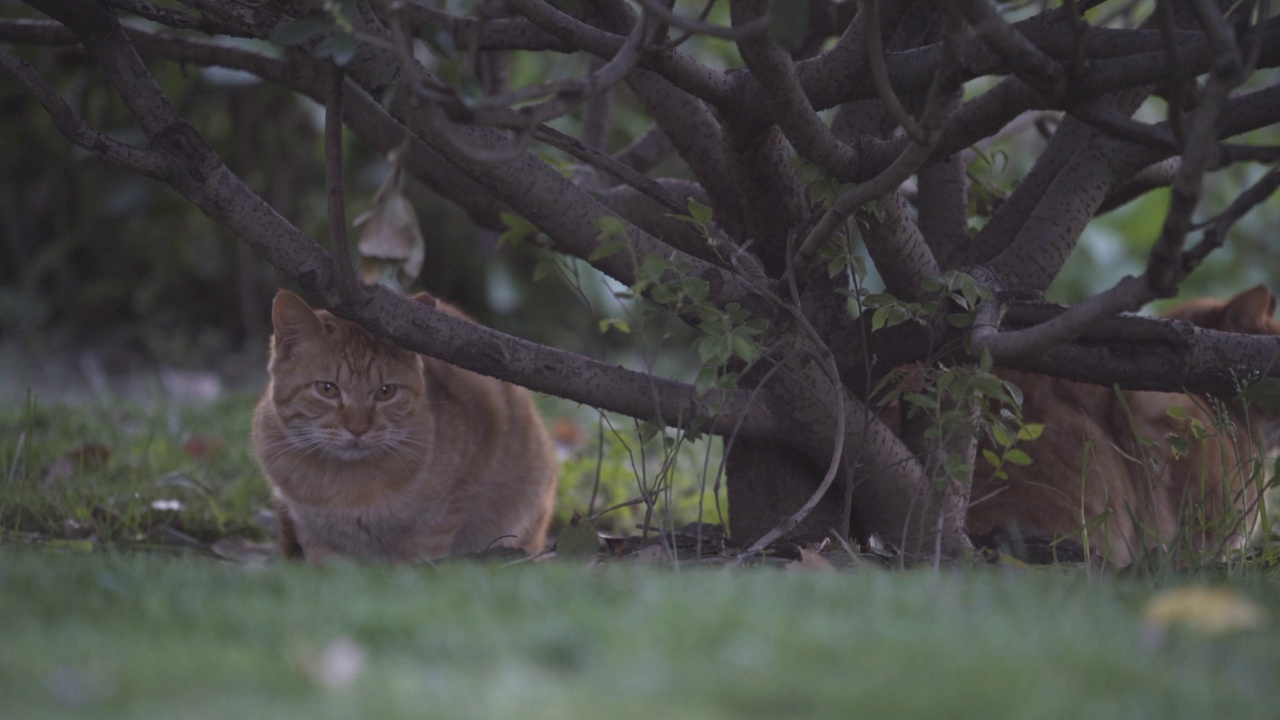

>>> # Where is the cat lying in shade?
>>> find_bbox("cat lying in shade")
[969,285,1280,566]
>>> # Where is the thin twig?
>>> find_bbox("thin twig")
[950,0,1067,99]
[863,0,926,143]
[532,124,686,214]
[1068,100,1178,150]
[792,59,957,278]
[325,63,360,303]
[1182,167,1280,273]
[664,0,722,47]
[973,274,1152,361]
[0,45,169,177]
[633,0,770,40]
[1146,0,1247,297]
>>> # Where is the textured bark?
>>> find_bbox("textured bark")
[7,0,1280,564]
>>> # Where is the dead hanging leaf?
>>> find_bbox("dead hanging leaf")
[1142,586,1267,636]
[355,163,425,287]
[555,512,602,560]
[788,547,836,573]
[44,443,111,481]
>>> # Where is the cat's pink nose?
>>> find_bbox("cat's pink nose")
[345,421,370,437]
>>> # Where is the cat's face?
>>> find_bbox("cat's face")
[265,292,426,462]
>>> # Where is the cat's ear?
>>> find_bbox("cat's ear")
[271,290,325,350]
[1224,284,1279,334]
[410,291,439,309]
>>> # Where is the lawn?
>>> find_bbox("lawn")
[2,392,1279,719]
[3,550,1279,720]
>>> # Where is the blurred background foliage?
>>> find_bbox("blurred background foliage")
[0,1,1277,545]
[2,39,1276,388]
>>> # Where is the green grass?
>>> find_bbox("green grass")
[1,391,270,549]
[0,391,724,551]
[4,393,1280,718]
[2,550,1279,719]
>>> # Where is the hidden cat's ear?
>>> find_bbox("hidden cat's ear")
[271,290,325,350]
[1223,284,1279,334]
[410,291,439,309]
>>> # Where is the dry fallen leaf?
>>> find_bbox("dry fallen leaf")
[788,547,836,573]
[181,435,224,460]
[307,636,367,689]
[630,543,667,565]
[44,443,111,481]
[1142,586,1267,636]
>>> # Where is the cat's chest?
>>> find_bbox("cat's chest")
[288,498,453,561]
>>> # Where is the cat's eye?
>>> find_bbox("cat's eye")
[315,381,339,398]
[375,384,397,401]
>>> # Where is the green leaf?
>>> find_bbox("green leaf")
[595,214,627,240]
[650,284,678,305]
[687,198,714,224]
[981,448,1002,468]
[271,18,332,46]
[597,318,630,334]
[1017,423,1045,442]
[694,336,728,364]
[636,253,667,285]
[871,304,911,331]
[1002,380,1024,409]
[555,519,601,559]
[1167,435,1189,459]
[730,335,759,363]
[1003,449,1033,466]
[849,254,867,282]
[1166,405,1190,421]
[694,365,720,397]
[943,455,973,479]
[589,239,627,262]
[636,421,664,444]
[532,255,556,282]
[498,212,538,248]
[681,278,710,303]
[946,313,973,328]
[991,422,1014,449]
[903,392,937,410]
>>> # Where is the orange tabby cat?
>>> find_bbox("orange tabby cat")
[252,290,558,563]
[969,285,1279,566]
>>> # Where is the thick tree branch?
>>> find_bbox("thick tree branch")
[862,191,940,302]
[1145,0,1246,297]
[793,61,956,278]
[915,154,969,266]
[732,0,859,179]
[994,305,1280,398]
[0,45,169,177]
[633,0,770,41]
[505,0,733,105]
[947,0,1066,99]
[15,0,804,453]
